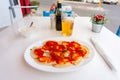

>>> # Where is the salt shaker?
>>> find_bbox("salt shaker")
[50,14,56,30]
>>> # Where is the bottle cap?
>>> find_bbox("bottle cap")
[57,0,62,3]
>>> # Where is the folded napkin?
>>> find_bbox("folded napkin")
[90,37,117,72]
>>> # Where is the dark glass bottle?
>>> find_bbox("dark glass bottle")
[55,0,62,31]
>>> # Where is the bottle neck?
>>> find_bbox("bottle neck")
[57,0,62,8]
[57,3,61,8]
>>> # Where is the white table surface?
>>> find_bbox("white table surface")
[0,16,120,80]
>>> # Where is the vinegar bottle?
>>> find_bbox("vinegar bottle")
[55,0,62,31]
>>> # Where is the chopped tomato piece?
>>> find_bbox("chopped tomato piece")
[41,45,50,50]
[67,46,76,51]
[76,49,87,57]
[39,56,51,63]
[71,41,81,48]
[45,41,58,46]
[56,44,65,52]
[50,51,64,63]
[43,41,59,51]
[62,41,70,47]
[75,47,82,52]
[34,48,44,57]
[71,53,80,60]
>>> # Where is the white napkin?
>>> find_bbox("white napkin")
[90,37,117,72]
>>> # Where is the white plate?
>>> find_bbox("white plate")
[24,37,94,72]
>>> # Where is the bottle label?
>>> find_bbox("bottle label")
[56,16,62,31]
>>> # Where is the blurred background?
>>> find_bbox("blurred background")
[0,0,120,33]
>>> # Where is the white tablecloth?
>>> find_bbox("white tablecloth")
[0,16,120,80]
